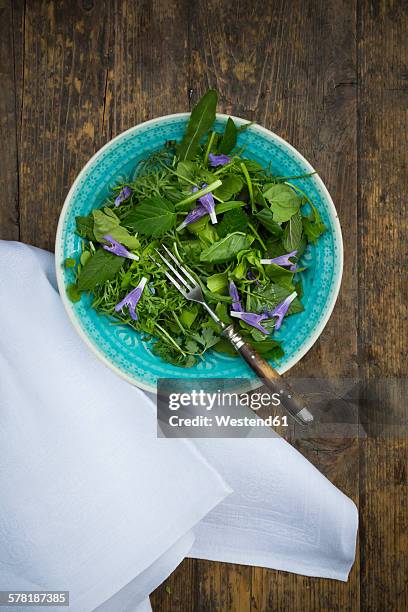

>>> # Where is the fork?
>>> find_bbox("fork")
[151,245,314,425]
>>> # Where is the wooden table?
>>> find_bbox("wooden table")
[1,1,406,610]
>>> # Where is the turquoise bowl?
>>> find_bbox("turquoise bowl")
[56,114,343,392]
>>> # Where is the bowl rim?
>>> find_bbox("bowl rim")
[55,112,343,392]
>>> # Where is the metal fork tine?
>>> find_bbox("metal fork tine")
[161,244,197,287]
[149,255,188,298]
[154,248,193,291]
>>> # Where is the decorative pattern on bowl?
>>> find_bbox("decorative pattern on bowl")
[55,114,343,392]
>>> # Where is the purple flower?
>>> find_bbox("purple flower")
[260,250,298,272]
[247,269,261,286]
[197,184,217,224]
[177,185,218,229]
[229,281,243,312]
[266,291,298,331]
[102,235,139,261]
[176,204,208,231]
[115,277,147,321]
[114,186,133,207]
[209,153,231,167]
[230,311,270,335]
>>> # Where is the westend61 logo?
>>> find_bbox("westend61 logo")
[157,379,289,438]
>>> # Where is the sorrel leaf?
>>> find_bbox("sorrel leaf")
[219,117,237,154]
[200,232,253,263]
[178,90,218,160]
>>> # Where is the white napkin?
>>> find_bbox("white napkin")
[0,241,358,611]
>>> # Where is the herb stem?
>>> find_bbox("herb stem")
[240,162,254,208]
[213,160,235,175]
[284,181,313,205]
[157,160,197,188]
[154,322,186,355]
[175,179,222,210]
[172,311,186,334]
[204,131,216,165]
[248,222,266,250]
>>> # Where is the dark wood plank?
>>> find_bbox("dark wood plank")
[110,0,189,130]
[0,0,21,240]
[18,0,114,250]
[188,1,359,609]
[358,2,408,610]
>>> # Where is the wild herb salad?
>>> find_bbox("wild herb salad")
[65,90,326,368]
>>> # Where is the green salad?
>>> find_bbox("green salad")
[66,90,326,368]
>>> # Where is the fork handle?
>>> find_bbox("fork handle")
[222,326,313,425]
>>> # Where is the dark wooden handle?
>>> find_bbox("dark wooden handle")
[237,341,314,425]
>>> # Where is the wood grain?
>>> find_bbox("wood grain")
[358,1,408,610]
[0,0,20,240]
[1,0,407,610]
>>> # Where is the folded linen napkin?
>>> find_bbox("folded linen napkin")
[0,241,358,611]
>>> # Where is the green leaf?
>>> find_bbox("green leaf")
[77,249,125,291]
[283,210,303,250]
[192,328,220,350]
[264,263,296,290]
[76,215,95,240]
[248,283,303,314]
[200,232,253,264]
[215,302,233,324]
[241,159,263,173]
[66,283,81,303]
[215,200,246,214]
[179,239,202,262]
[124,196,176,237]
[176,160,196,185]
[213,175,243,201]
[212,337,238,356]
[263,184,301,223]
[219,117,237,154]
[187,217,218,244]
[93,209,139,249]
[302,203,327,243]
[64,257,76,268]
[255,208,283,237]
[217,208,249,238]
[80,251,91,266]
[206,271,228,293]
[249,338,284,360]
[178,90,218,160]
[180,307,198,328]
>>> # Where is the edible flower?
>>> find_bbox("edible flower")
[176,204,208,231]
[266,291,297,331]
[229,281,243,312]
[260,250,298,272]
[115,277,147,321]
[247,269,261,286]
[196,184,217,224]
[230,311,270,335]
[209,153,231,167]
[102,235,139,261]
[114,186,133,207]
